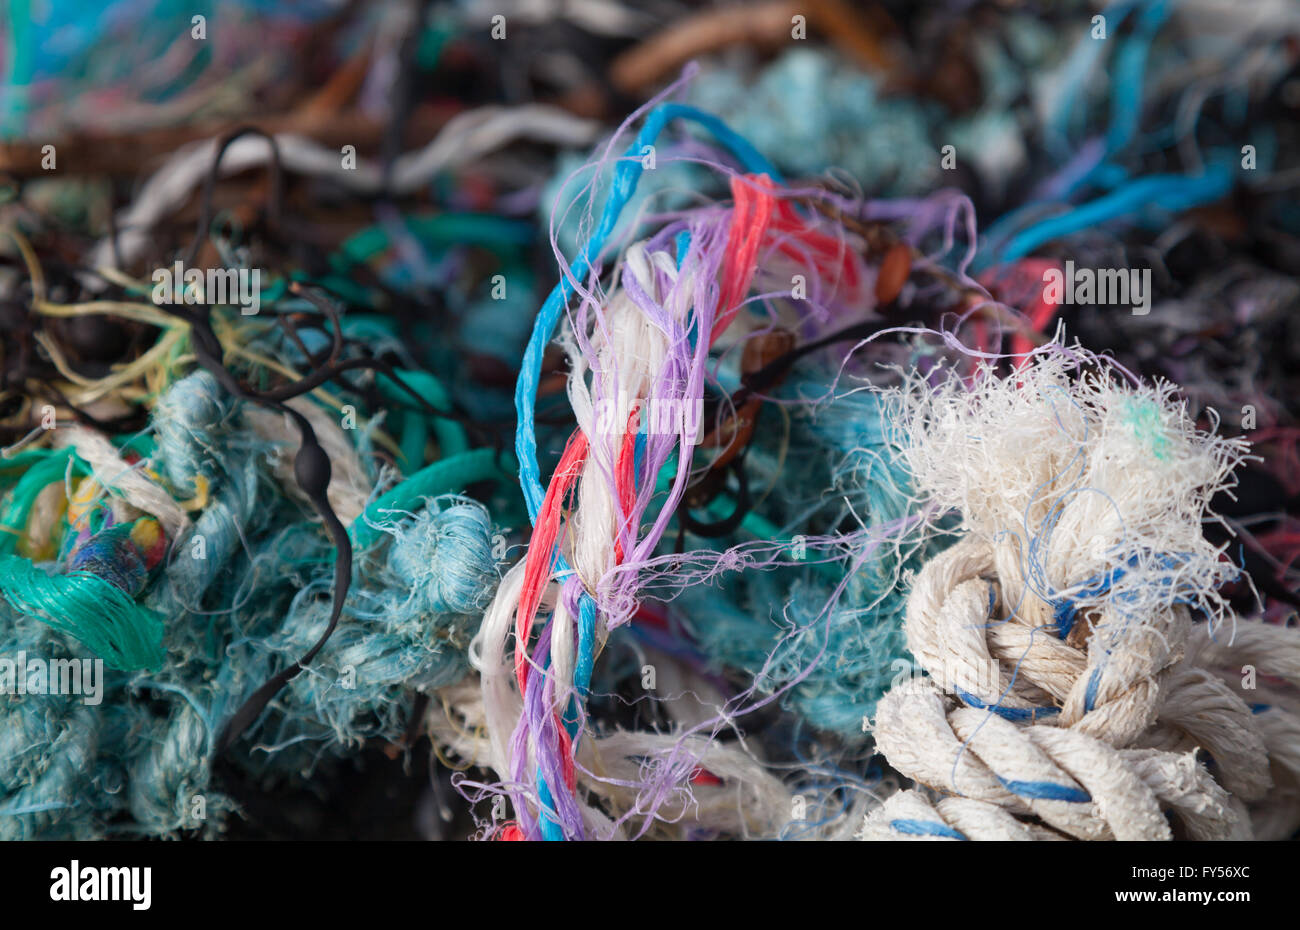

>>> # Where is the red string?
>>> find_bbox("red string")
[556,724,576,791]
[689,767,722,787]
[515,428,589,694]
[613,406,640,563]
[767,198,861,294]
[711,173,776,344]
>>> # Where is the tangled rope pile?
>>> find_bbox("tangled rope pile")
[0,358,509,838]
[2,0,1298,843]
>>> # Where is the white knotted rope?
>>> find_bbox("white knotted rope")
[865,350,1300,841]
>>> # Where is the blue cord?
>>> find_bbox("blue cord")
[991,164,1233,265]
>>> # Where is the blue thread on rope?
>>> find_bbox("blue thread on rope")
[1050,561,1134,639]
[1049,551,1204,640]
[890,818,967,840]
[957,584,1063,721]
[955,690,1060,722]
[1083,667,1103,713]
[633,432,647,487]
[997,776,1091,803]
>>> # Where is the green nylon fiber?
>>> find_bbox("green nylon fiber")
[293,270,373,308]
[336,213,533,269]
[397,409,429,473]
[0,0,33,138]
[378,369,468,457]
[0,555,165,670]
[0,447,163,669]
[349,447,514,550]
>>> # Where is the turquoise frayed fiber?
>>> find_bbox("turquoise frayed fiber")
[256,498,498,754]
[0,368,504,837]
[0,608,124,840]
[145,444,262,623]
[688,49,940,194]
[677,377,943,736]
[388,499,498,615]
[152,369,233,497]
[126,703,218,835]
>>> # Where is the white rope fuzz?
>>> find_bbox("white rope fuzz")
[866,347,1300,841]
